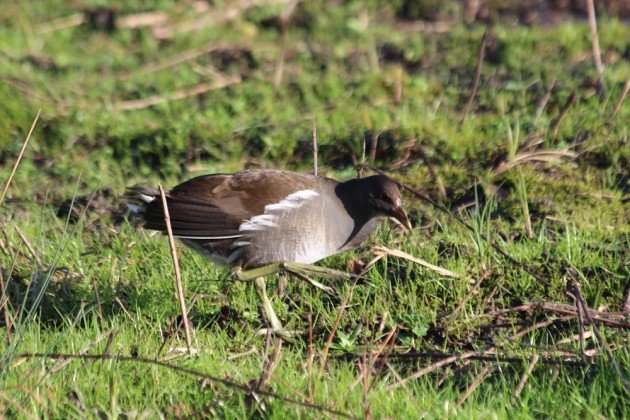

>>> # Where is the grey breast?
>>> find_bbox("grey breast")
[237,179,360,266]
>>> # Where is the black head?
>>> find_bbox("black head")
[338,175,411,230]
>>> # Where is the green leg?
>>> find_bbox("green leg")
[284,262,354,280]
[233,263,282,281]
[277,274,287,298]
[253,277,294,341]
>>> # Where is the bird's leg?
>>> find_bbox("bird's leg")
[253,277,294,341]
[277,273,287,298]
[283,262,355,281]
[233,263,283,281]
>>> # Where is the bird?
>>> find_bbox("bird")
[127,169,410,339]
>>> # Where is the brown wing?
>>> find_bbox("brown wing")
[141,170,323,239]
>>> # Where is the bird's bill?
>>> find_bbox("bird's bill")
[392,206,412,232]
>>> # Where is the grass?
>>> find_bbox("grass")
[1,0,629,417]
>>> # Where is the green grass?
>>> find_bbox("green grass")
[1,0,629,417]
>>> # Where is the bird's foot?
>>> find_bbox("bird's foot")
[256,327,298,342]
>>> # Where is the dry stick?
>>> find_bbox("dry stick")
[374,246,463,279]
[158,185,193,356]
[455,364,495,409]
[385,349,496,391]
[534,76,557,121]
[0,270,13,342]
[11,353,355,419]
[256,338,283,390]
[550,91,578,137]
[623,279,630,319]
[449,269,491,319]
[369,131,380,164]
[306,313,315,401]
[566,290,587,361]
[568,282,630,395]
[485,301,630,328]
[333,351,585,366]
[611,79,630,119]
[461,28,489,123]
[586,0,605,93]
[13,226,41,267]
[312,120,318,176]
[512,354,540,401]
[119,42,235,79]
[115,77,241,110]
[0,109,41,206]
[273,0,299,88]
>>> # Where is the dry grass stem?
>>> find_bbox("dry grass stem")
[461,28,489,123]
[1,109,41,206]
[455,364,496,408]
[486,301,630,328]
[586,0,605,92]
[115,77,241,110]
[36,13,85,34]
[14,226,41,267]
[551,91,578,136]
[118,11,169,29]
[612,79,630,118]
[373,246,464,279]
[312,120,318,176]
[256,338,283,390]
[0,270,13,342]
[158,185,193,356]
[119,42,237,79]
[13,352,354,419]
[535,76,557,121]
[152,0,290,40]
[512,354,540,401]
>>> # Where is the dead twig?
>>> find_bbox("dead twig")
[535,76,557,121]
[586,0,605,94]
[512,354,539,401]
[373,246,464,279]
[485,301,630,328]
[550,91,578,137]
[158,185,193,356]
[455,364,496,408]
[1,109,41,206]
[312,120,318,176]
[114,77,241,110]
[256,338,283,390]
[461,28,489,123]
[448,269,491,318]
[567,280,630,395]
[0,270,13,342]
[611,79,630,119]
[152,0,290,40]
[332,351,585,367]
[119,42,238,80]
[11,353,355,419]
[13,226,42,267]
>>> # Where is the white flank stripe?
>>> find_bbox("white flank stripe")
[240,189,319,232]
[230,240,251,248]
[139,194,156,203]
[174,234,243,240]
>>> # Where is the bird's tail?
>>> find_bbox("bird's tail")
[124,185,160,221]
